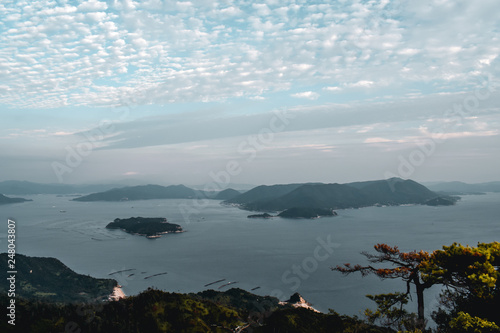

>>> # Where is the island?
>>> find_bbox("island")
[0,193,32,205]
[106,217,183,238]
[72,184,205,202]
[424,196,458,206]
[247,213,274,219]
[277,207,337,219]
[224,178,452,212]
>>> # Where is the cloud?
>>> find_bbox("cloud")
[0,0,499,109]
[78,0,108,12]
[291,91,319,100]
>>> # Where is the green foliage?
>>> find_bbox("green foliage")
[449,312,500,333]
[424,242,500,330]
[421,242,500,298]
[0,288,395,333]
[0,253,116,303]
[253,307,392,333]
[364,292,417,331]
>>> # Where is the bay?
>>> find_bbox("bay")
[1,192,499,319]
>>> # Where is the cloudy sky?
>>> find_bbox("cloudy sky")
[1,0,499,186]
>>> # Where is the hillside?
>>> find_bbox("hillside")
[0,287,390,333]
[214,188,241,200]
[0,193,32,205]
[226,178,446,211]
[73,184,203,201]
[224,183,311,205]
[0,253,116,303]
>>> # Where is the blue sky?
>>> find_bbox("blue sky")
[0,0,499,185]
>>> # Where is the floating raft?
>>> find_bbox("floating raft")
[109,269,135,275]
[144,272,168,279]
[204,279,226,287]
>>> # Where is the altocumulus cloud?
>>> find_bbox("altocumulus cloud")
[0,0,499,109]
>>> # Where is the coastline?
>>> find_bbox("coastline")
[109,285,126,301]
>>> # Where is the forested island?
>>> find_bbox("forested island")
[106,217,183,238]
[247,208,337,219]
[278,207,338,219]
[0,193,31,205]
[225,178,458,211]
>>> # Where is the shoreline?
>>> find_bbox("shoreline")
[109,285,126,301]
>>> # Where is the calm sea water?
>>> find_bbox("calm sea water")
[1,193,499,318]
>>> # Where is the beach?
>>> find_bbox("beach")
[109,285,126,301]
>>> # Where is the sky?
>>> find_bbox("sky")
[0,0,499,186]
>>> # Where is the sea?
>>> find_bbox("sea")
[1,193,499,320]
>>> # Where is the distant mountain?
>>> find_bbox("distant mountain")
[425,181,500,194]
[0,193,32,205]
[73,184,204,202]
[0,180,120,195]
[225,178,447,211]
[214,188,241,200]
[225,183,312,205]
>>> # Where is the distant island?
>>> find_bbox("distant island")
[248,208,337,219]
[0,180,119,195]
[73,184,203,201]
[68,179,466,212]
[0,193,32,205]
[106,217,183,238]
[225,178,458,211]
[247,212,273,218]
[72,184,240,202]
[424,196,458,206]
[0,253,117,303]
[278,207,338,219]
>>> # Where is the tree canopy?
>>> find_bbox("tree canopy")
[333,242,500,331]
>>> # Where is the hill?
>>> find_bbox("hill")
[225,178,447,211]
[224,183,311,206]
[0,180,118,195]
[214,188,241,200]
[73,184,203,202]
[0,253,116,303]
[0,193,32,205]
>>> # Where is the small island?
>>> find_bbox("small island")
[106,217,183,238]
[424,196,458,206]
[247,213,273,219]
[277,207,337,219]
